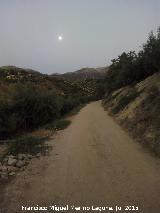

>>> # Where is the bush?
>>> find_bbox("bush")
[12,83,63,129]
[60,96,82,114]
[0,82,89,139]
[0,98,17,139]
[0,83,64,139]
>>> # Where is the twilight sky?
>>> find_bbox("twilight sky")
[0,0,160,74]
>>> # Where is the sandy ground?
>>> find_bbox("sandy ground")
[0,101,160,213]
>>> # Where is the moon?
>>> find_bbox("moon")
[58,35,63,41]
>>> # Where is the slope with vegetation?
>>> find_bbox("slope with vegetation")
[51,67,107,100]
[102,27,160,156]
[0,66,98,140]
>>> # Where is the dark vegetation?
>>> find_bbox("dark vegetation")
[0,66,98,140]
[44,103,85,131]
[104,27,160,95]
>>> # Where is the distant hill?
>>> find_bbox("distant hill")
[51,67,108,81]
[0,66,42,82]
[0,66,100,97]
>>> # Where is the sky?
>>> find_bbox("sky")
[0,0,160,74]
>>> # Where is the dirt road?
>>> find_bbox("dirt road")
[1,102,160,213]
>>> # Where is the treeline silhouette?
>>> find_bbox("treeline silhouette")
[104,27,160,94]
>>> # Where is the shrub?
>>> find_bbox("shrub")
[0,83,64,139]
[0,97,18,139]
[0,82,89,139]
[12,83,63,129]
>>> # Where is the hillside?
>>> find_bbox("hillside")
[103,72,160,156]
[101,28,160,157]
[51,67,108,81]
[0,66,97,97]
[0,66,100,139]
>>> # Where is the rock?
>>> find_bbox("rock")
[17,154,28,160]
[19,167,25,172]
[0,172,8,180]
[17,154,24,160]
[36,153,41,158]
[27,154,33,159]
[7,158,17,166]
[9,172,16,176]
[25,159,30,164]
[7,166,18,173]
[0,166,8,172]
[16,160,26,168]
[17,154,23,160]
[8,155,16,159]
